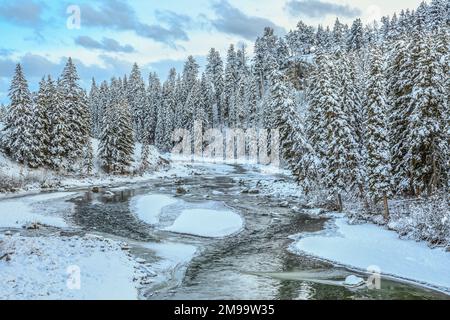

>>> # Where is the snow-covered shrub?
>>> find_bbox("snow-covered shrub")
[388,194,450,247]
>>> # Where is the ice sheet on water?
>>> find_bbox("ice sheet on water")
[164,208,244,238]
[130,194,179,225]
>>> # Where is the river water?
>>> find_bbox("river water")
[60,163,449,300]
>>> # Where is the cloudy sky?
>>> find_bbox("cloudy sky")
[0,0,423,103]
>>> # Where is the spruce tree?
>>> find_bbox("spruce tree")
[31,77,51,167]
[223,44,238,127]
[205,48,224,127]
[407,32,448,194]
[366,46,391,218]
[145,72,161,144]
[98,97,134,174]
[273,69,318,193]
[88,78,100,137]
[128,63,147,142]
[49,77,70,172]
[2,64,35,166]
[59,58,90,170]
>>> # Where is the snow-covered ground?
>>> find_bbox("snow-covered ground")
[289,213,450,293]
[0,192,77,228]
[0,233,148,300]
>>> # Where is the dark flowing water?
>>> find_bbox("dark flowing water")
[67,163,449,300]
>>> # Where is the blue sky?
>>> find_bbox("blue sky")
[0,0,423,103]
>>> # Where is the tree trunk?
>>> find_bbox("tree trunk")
[337,193,343,212]
[359,184,369,212]
[383,192,390,221]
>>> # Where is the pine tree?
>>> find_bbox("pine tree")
[156,68,177,152]
[407,32,448,195]
[98,97,134,174]
[2,64,35,166]
[252,27,280,99]
[128,63,147,142]
[145,72,161,144]
[387,38,414,195]
[348,18,364,51]
[273,69,318,192]
[286,20,315,55]
[334,50,364,195]
[332,18,345,49]
[49,77,70,171]
[31,77,51,167]
[246,72,259,129]
[88,78,100,137]
[199,72,214,128]
[306,52,331,174]
[59,58,91,170]
[222,44,238,127]
[366,46,391,218]
[205,48,224,127]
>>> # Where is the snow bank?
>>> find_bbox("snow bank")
[0,192,77,228]
[290,214,450,292]
[0,234,144,300]
[130,194,178,225]
[164,208,244,238]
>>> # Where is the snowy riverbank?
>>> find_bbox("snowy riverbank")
[0,141,174,197]
[0,233,152,300]
[289,212,450,293]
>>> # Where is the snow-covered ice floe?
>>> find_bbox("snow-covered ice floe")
[289,214,450,293]
[131,192,244,238]
[164,208,244,238]
[0,192,78,228]
[130,194,179,225]
[0,233,145,300]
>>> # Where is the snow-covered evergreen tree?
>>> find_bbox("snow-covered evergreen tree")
[88,79,99,137]
[127,63,147,142]
[348,18,364,51]
[48,77,70,171]
[222,44,238,127]
[286,20,315,55]
[365,46,391,217]
[387,38,414,195]
[205,48,224,127]
[59,58,91,170]
[98,97,134,174]
[406,32,449,194]
[2,64,35,166]
[144,72,161,144]
[156,68,177,152]
[273,69,318,192]
[31,77,51,167]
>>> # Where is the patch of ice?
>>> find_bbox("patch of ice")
[164,208,244,238]
[290,216,450,292]
[130,194,178,225]
[146,242,198,267]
